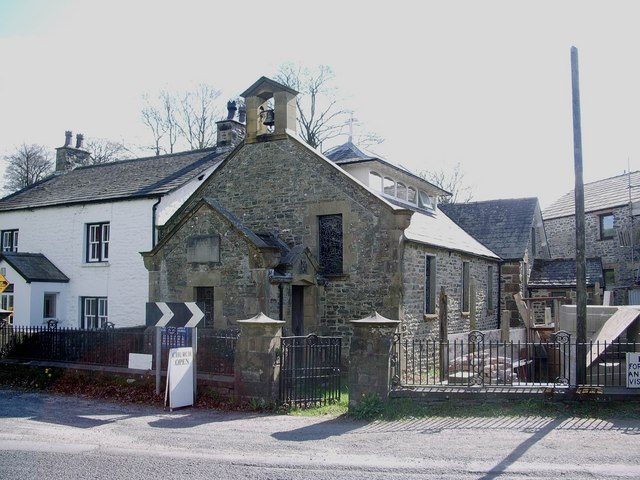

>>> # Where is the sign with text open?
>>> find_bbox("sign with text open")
[165,347,194,410]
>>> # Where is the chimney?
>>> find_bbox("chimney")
[55,130,91,173]
[215,100,246,151]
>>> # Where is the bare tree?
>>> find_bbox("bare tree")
[275,63,354,150]
[84,138,132,164]
[4,144,53,192]
[141,85,223,154]
[179,84,223,150]
[420,163,474,204]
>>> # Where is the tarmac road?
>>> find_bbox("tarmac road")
[1,387,639,479]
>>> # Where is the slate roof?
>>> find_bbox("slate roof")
[543,171,640,220]
[0,252,69,283]
[528,258,603,288]
[440,198,539,261]
[0,148,226,212]
[404,208,500,260]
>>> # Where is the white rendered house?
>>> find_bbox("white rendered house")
[0,118,243,328]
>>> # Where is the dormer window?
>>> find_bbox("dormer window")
[418,191,436,211]
[383,177,395,196]
[397,182,407,201]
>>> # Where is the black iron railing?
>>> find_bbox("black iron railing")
[0,325,239,375]
[279,334,342,408]
[392,330,639,389]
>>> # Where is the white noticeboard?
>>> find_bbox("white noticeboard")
[627,352,640,388]
[128,353,152,370]
[165,347,194,409]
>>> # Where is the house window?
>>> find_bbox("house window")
[603,269,615,288]
[599,214,615,240]
[1,230,18,252]
[82,297,108,329]
[43,293,57,319]
[487,265,494,311]
[319,214,343,275]
[462,261,470,313]
[424,255,436,314]
[87,222,109,262]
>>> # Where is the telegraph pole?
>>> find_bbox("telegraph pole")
[571,46,587,385]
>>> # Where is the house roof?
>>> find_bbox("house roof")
[543,171,640,220]
[528,258,603,288]
[0,148,226,212]
[0,252,69,283]
[440,198,539,261]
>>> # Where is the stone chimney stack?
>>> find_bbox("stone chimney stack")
[215,99,246,151]
[55,130,91,173]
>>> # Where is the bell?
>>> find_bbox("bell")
[262,109,275,127]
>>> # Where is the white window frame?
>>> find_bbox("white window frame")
[87,222,110,262]
[82,297,108,329]
[1,229,18,252]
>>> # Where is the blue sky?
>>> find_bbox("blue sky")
[1,0,640,209]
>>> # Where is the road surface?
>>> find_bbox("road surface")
[1,388,639,479]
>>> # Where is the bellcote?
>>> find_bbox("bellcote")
[240,76,298,143]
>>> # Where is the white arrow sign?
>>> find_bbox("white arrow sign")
[156,302,175,327]
[185,302,205,327]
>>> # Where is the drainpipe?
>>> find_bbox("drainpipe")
[498,260,503,329]
[151,197,162,247]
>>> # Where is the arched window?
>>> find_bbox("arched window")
[407,187,417,204]
[396,182,407,201]
[369,172,382,192]
[383,177,395,196]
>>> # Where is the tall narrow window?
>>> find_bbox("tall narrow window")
[487,266,494,311]
[82,297,108,328]
[1,230,18,252]
[599,214,614,240]
[87,222,110,262]
[462,261,470,313]
[424,255,436,314]
[319,214,343,275]
[195,287,214,328]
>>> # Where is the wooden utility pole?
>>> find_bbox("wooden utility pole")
[571,46,587,385]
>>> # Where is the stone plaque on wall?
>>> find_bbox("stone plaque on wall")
[187,235,220,263]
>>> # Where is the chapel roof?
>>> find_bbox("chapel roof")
[440,198,539,261]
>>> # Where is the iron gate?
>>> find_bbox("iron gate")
[279,334,342,408]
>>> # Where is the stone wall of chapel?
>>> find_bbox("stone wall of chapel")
[401,243,499,340]
[160,138,409,337]
[147,204,271,328]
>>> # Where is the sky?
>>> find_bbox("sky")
[1,0,640,209]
